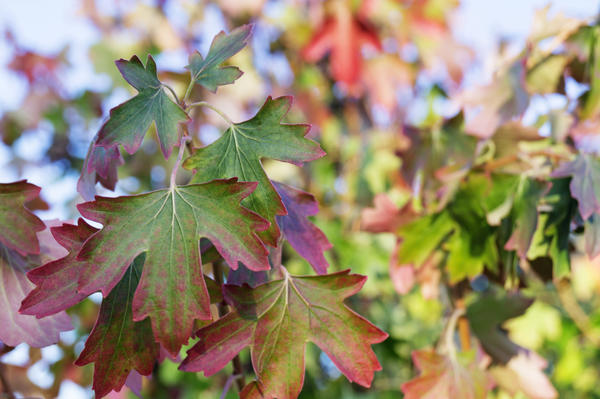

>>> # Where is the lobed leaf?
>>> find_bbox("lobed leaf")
[96,55,189,158]
[184,96,325,246]
[180,269,387,399]
[73,179,269,355]
[187,24,252,92]
[552,153,600,220]
[273,181,332,274]
[0,181,45,256]
[75,255,159,398]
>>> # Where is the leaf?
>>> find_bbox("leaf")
[397,212,454,268]
[302,1,381,87]
[456,62,529,139]
[96,55,189,158]
[552,153,600,220]
[75,255,160,398]
[187,24,252,92]
[75,179,269,355]
[466,290,533,363]
[20,219,98,317]
[401,349,488,399]
[0,221,72,347]
[490,350,558,399]
[0,181,45,256]
[361,193,416,234]
[78,137,124,201]
[446,176,499,282]
[527,178,574,278]
[273,181,332,274]
[180,269,387,399]
[184,96,325,246]
[505,177,549,258]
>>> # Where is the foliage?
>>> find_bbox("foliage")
[2,1,600,399]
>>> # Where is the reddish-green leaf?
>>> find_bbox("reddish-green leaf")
[21,219,97,317]
[273,181,331,274]
[187,24,252,92]
[401,349,488,399]
[0,181,45,256]
[75,255,159,398]
[552,153,600,220]
[78,137,124,200]
[180,269,387,399]
[75,179,269,354]
[96,55,189,158]
[184,96,325,246]
[0,244,72,347]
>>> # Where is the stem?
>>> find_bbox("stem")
[162,83,180,105]
[213,260,246,392]
[182,78,195,105]
[188,101,234,126]
[455,298,471,351]
[170,136,190,190]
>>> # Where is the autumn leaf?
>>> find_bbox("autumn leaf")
[78,136,124,200]
[302,0,381,87]
[361,193,416,234]
[551,153,600,220]
[75,254,160,398]
[401,349,488,399]
[20,219,97,317]
[0,181,46,256]
[184,96,325,246]
[180,269,387,399]
[273,181,331,274]
[187,24,252,92]
[0,244,72,347]
[96,55,189,158]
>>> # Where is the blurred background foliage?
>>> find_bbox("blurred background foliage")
[2,0,600,398]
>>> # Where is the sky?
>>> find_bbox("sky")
[0,1,598,398]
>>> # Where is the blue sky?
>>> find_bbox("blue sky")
[0,1,598,398]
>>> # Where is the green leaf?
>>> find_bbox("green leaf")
[397,211,454,268]
[446,176,499,282]
[505,177,549,258]
[180,270,388,399]
[187,24,252,92]
[467,290,533,364]
[74,179,269,355]
[527,178,574,278]
[75,254,159,398]
[97,55,189,158]
[184,96,325,246]
[0,181,45,256]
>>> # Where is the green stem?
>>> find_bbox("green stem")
[162,83,181,105]
[182,78,195,105]
[170,136,190,190]
[188,101,234,126]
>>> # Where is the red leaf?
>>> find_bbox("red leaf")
[274,181,332,274]
[21,219,97,317]
[302,1,381,87]
[181,269,387,399]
